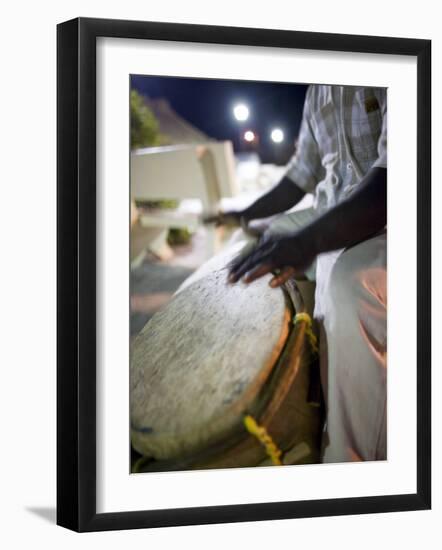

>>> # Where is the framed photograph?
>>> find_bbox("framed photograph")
[57,17,431,532]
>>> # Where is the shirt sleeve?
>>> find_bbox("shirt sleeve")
[372,91,387,169]
[284,87,324,193]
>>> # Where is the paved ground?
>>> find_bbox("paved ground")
[130,259,195,337]
[130,227,216,337]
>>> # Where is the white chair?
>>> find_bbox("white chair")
[199,141,239,198]
[131,144,228,265]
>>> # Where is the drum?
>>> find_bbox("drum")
[130,242,322,472]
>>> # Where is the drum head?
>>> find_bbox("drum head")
[131,247,291,460]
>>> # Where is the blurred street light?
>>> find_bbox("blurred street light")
[244,130,255,142]
[233,103,249,122]
[271,128,284,143]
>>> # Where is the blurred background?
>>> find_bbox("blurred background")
[130,76,311,338]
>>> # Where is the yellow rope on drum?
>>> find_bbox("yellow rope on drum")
[243,414,283,466]
[294,312,319,355]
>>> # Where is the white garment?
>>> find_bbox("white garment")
[319,232,387,462]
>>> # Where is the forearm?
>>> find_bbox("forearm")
[299,167,387,255]
[242,176,306,221]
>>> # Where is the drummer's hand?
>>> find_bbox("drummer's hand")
[202,210,244,227]
[228,233,316,288]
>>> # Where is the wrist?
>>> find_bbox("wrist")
[292,226,321,258]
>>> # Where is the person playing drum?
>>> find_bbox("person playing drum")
[207,85,387,463]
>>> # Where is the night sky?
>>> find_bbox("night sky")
[131,75,308,164]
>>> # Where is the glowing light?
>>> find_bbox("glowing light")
[271,128,284,143]
[244,130,255,142]
[233,103,249,122]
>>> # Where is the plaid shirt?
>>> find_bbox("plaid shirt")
[285,85,387,213]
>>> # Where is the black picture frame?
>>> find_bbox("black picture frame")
[57,17,431,532]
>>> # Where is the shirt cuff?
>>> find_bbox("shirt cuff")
[284,160,318,193]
